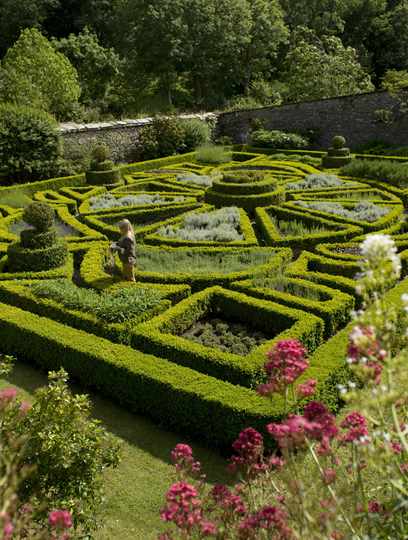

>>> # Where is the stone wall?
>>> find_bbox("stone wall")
[59,92,408,160]
[216,91,408,149]
[60,113,216,163]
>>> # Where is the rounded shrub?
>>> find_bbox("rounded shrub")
[332,135,346,149]
[0,104,62,183]
[182,119,211,151]
[20,229,57,249]
[23,202,55,232]
[138,116,186,159]
[7,242,68,272]
[91,144,111,164]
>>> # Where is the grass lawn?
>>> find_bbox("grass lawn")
[0,361,229,539]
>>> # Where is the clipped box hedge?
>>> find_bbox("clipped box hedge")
[0,173,85,201]
[0,254,73,282]
[286,251,357,296]
[255,205,362,249]
[0,281,171,345]
[230,276,354,337]
[205,186,286,212]
[283,200,404,233]
[81,203,203,241]
[80,241,291,292]
[0,301,282,450]
[144,206,258,248]
[132,286,324,387]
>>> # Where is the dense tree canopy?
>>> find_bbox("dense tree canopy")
[0,28,80,119]
[0,0,405,116]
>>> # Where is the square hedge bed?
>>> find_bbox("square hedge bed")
[80,242,292,293]
[0,280,172,345]
[0,278,407,450]
[255,205,362,249]
[230,276,354,338]
[132,286,324,388]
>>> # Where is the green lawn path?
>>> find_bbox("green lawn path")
[0,362,228,539]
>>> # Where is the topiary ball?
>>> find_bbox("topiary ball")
[91,144,111,164]
[332,135,346,149]
[23,202,55,232]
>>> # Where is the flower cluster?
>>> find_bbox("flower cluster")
[257,339,308,397]
[360,234,401,284]
[171,444,201,477]
[347,325,387,383]
[267,402,338,452]
[339,412,370,445]
[210,485,246,516]
[229,428,265,476]
[238,506,292,539]
[161,482,203,531]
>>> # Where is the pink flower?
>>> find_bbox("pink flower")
[238,506,292,539]
[229,428,265,476]
[340,412,369,444]
[391,441,402,454]
[48,510,73,529]
[3,521,13,540]
[19,401,32,415]
[171,443,201,476]
[200,521,217,536]
[267,415,309,450]
[258,340,308,397]
[322,468,336,485]
[160,482,202,530]
[0,387,17,404]
[171,444,193,462]
[303,402,338,441]
[368,500,383,514]
[297,379,317,398]
[210,485,246,515]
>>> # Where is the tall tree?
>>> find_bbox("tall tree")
[0,0,59,55]
[279,0,346,35]
[0,28,81,119]
[283,31,374,102]
[53,28,123,106]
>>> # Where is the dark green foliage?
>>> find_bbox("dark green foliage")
[322,135,352,168]
[52,27,122,109]
[23,202,55,232]
[182,318,268,356]
[20,229,57,249]
[138,117,186,160]
[0,104,62,183]
[7,241,68,272]
[332,135,346,149]
[91,144,111,164]
[341,159,408,188]
[181,119,211,151]
[30,279,165,324]
[251,129,309,149]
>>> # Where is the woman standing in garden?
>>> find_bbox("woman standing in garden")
[110,219,136,282]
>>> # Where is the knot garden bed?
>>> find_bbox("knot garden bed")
[1,149,408,450]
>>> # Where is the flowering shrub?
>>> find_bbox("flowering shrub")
[159,234,408,539]
[0,361,120,537]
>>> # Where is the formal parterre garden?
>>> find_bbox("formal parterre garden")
[2,145,408,451]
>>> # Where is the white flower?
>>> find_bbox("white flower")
[360,234,401,280]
